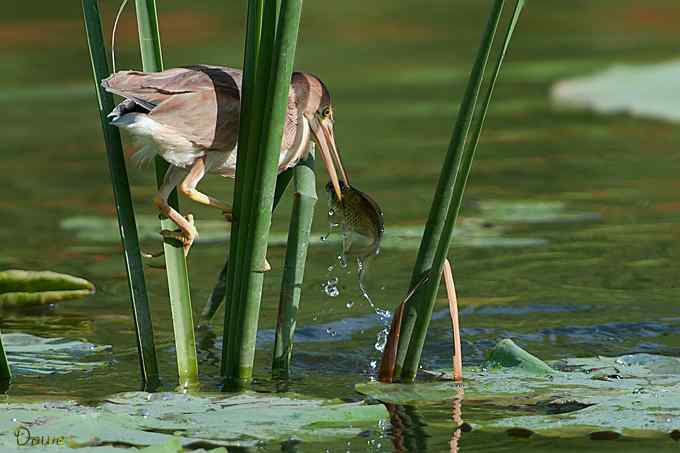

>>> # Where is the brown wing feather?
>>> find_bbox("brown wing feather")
[102,65,242,150]
[149,90,240,150]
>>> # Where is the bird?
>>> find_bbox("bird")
[102,64,348,257]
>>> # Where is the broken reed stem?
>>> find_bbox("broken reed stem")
[223,0,304,387]
[82,0,159,389]
[133,0,199,390]
[0,328,10,382]
[442,259,462,382]
[273,148,317,375]
[392,0,525,382]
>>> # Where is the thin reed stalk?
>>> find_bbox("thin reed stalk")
[82,0,159,389]
[392,0,525,382]
[223,0,303,386]
[272,149,317,374]
[0,328,10,382]
[134,0,199,389]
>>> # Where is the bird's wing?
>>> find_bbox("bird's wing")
[149,89,241,150]
[102,65,243,149]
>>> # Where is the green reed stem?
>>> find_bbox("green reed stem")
[273,149,317,375]
[82,0,159,389]
[394,0,524,382]
[222,0,278,383]
[0,328,10,382]
[134,0,199,390]
[223,0,303,387]
[201,169,292,323]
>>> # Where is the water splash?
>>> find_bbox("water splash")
[374,329,388,352]
[325,328,337,337]
[356,257,392,354]
[321,278,340,298]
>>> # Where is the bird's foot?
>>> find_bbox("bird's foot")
[259,257,271,272]
[141,249,164,259]
[160,214,198,257]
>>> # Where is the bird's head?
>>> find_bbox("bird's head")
[293,72,348,201]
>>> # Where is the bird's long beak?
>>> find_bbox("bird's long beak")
[310,116,348,201]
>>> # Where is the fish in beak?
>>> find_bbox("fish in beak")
[309,115,348,202]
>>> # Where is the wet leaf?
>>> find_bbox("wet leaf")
[357,340,680,437]
[0,270,95,307]
[483,339,556,374]
[477,200,599,224]
[3,333,110,375]
[61,215,548,249]
[0,391,387,450]
[552,59,680,123]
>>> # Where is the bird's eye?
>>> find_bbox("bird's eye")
[322,107,332,119]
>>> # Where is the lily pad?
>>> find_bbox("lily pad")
[0,270,95,307]
[477,201,600,224]
[61,215,545,249]
[0,391,387,450]
[483,339,556,374]
[3,333,110,375]
[552,59,680,123]
[357,340,680,437]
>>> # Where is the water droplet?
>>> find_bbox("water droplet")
[327,265,334,272]
[374,329,388,352]
[380,285,385,291]
[322,278,340,298]
[312,314,318,321]
[325,328,337,337]
[328,208,335,216]
[375,308,392,323]
[345,299,354,309]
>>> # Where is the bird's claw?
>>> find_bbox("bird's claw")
[141,249,164,259]
[160,214,197,257]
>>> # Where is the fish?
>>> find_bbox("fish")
[326,181,384,260]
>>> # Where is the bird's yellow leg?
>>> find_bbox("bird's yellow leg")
[179,158,233,221]
[154,165,197,256]
[179,159,270,271]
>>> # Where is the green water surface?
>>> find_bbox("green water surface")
[2,0,680,451]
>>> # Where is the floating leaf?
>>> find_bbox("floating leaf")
[61,215,548,249]
[0,270,95,308]
[483,338,556,374]
[3,333,110,375]
[357,340,680,437]
[477,200,600,224]
[0,392,387,450]
[552,59,680,123]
